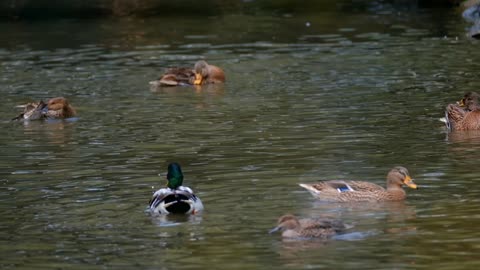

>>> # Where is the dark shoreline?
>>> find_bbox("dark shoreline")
[0,0,462,20]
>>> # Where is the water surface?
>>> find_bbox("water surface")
[1,3,480,270]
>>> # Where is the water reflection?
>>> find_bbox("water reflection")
[18,119,78,145]
[150,83,225,96]
[301,200,417,234]
[446,130,480,143]
[149,212,203,227]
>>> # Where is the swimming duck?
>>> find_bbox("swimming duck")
[12,97,76,121]
[445,92,480,131]
[299,166,417,202]
[269,214,349,238]
[149,163,204,215]
[150,60,225,87]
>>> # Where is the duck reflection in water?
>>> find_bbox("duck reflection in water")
[150,80,225,95]
[148,211,203,227]
[309,200,418,236]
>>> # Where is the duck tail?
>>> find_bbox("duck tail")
[299,183,320,194]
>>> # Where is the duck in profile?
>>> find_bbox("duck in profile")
[149,163,204,215]
[12,97,76,121]
[299,166,417,202]
[445,92,480,131]
[150,60,225,87]
[269,214,350,238]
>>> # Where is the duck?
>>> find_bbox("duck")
[150,60,225,87]
[269,214,349,238]
[12,97,76,121]
[299,166,417,202]
[445,92,480,131]
[149,163,204,215]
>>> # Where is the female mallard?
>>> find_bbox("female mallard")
[150,60,225,87]
[149,163,204,215]
[12,97,76,121]
[299,166,417,202]
[269,214,349,238]
[445,92,480,131]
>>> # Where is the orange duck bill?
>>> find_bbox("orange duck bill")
[403,175,417,189]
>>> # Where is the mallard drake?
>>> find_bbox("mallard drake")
[299,166,417,202]
[12,97,76,121]
[445,92,480,131]
[150,60,225,87]
[269,214,349,238]
[149,163,204,215]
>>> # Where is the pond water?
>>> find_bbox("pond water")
[1,2,480,270]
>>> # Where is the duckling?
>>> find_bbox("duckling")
[151,60,225,87]
[269,214,349,238]
[299,166,417,202]
[149,163,204,215]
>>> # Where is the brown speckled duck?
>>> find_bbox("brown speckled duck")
[150,60,225,87]
[12,97,76,121]
[269,214,349,238]
[445,92,480,131]
[299,166,417,202]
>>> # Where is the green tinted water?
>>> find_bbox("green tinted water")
[1,3,480,270]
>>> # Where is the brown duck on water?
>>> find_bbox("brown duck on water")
[269,214,350,238]
[12,97,76,121]
[150,60,225,87]
[299,166,417,202]
[445,91,480,131]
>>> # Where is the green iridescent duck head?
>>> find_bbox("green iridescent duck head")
[166,162,184,189]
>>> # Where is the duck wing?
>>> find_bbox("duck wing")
[12,101,46,121]
[337,180,385,192]
[297,218,345,238]
[299,180,387,202]
[445,104,466,131]
[461,110,480,130]
[149,187,202,214]
[158,67,195,86]
[149,188,171,209]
